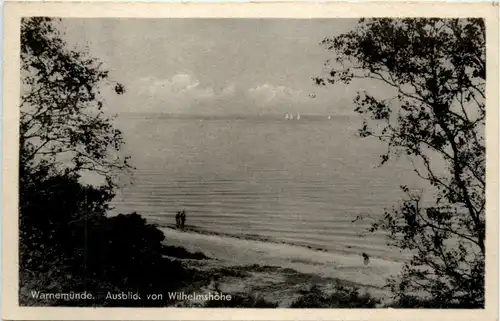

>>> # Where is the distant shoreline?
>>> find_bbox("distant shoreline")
[116,112,359,122]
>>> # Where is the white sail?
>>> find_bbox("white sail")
[285,113,289,120]
[327,116,331,120]
[290,114,294,120]
[296,113,300,120]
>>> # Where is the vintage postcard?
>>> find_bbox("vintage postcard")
[2,1,499,320]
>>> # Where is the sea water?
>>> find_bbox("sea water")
[110,113,426,262]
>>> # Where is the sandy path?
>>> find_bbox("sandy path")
[160,227,402,292]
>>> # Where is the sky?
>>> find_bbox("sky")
[58,18,384,117]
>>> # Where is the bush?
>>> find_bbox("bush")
[19,173,197,307]
[290,284,380,308]
[385,295,482,309]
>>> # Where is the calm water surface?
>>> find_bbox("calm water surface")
[110,114,424,261]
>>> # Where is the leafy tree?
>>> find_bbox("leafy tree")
[20,16,127,274]
[20,17,129,188]
[18,18,203,307]
[19,16,130,286]
[315,18,485,307]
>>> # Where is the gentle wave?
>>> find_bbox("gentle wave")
[112,117,421,261]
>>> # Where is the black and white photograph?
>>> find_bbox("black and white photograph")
[2,2,499,319]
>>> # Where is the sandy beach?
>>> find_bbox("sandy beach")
[160,226,403,306]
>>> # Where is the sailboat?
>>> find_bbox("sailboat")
[285,113,290,120]
[327,115,331,120]
[290,114,294,120]
[296,113,301,120]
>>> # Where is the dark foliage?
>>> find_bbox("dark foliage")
[385,295,483,309]
[20,17,131,189]
[17,145,200,306]
[290,284,380,308]
[19,170,194,306]
[316,18,485,307]
[18,17,201,307]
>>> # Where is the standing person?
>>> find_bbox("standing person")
[175,212,180,229]
[180,210,186,230]
[362,252,370,266]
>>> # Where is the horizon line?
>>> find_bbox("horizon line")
[116,112,358,119]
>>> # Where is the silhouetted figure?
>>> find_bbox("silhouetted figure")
[362,252,370,266]
[175,212,180,228]
[180,210,186,230]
